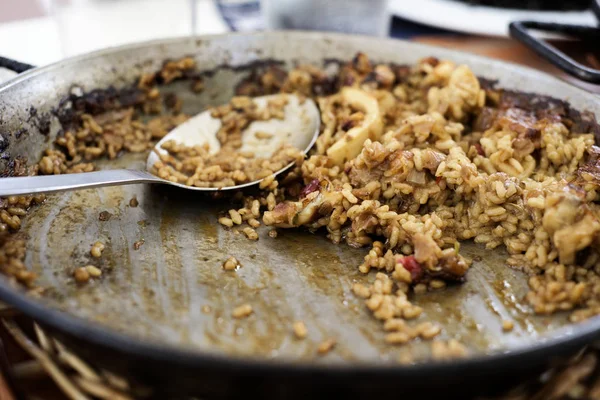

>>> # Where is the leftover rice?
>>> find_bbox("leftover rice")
[1,53,600,363]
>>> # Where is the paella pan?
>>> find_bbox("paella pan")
[0,31,599,398]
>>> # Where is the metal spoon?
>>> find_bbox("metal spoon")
[0,94,320,196]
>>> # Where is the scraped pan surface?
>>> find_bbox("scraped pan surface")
[1,32,600,398]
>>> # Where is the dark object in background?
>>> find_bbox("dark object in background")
[509,0,600,83]
[452,0,592,11]
[214,0,264,31]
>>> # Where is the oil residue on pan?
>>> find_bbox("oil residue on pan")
[18,150,570,365]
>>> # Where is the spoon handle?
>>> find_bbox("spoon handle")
[0,169,163,197]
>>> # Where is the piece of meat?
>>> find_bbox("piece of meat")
[391,64,411,84]
[542,185,585,236]
[351,212,379,234]
[348,144,415,188]
[474,105,542,156]
[398,255,424,282]
[569,109,600,144]
[412,233,469,281]
[476,90,600,159]
[473,107,498,132]
[300,179,320,199]
[267,202,299,227]
[412,233,469,282]
[358,141,390,169]
[421,57,440,67]
[348,153,383,185]
[374,65,396,87]
[576,146,600,186]
[431,253,469,282]
[421,149,446,172]
[396,250,469,285]
[295,191,326,225]
[477,77,498,92]
[413,233,441,268]
[347,141,390,187]
[263,186,343,228]
[542,184,600,265]
[498,90,568,120]
[554,213,600,265]
[498,89,600,141]
[352,52,372,74]
[588,145,600,162]
[474,142,485,156]
[497,108,540,139]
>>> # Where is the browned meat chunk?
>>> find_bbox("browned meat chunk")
[263,187,343,228]
[497,108,539,139]
[434,253,470,282]
[397,249,469,285]
[554,213,600,265]
[498,90,568,120]
[473,105,541,157]
[300,179,321,199]
[352,212,379,234]
[267,202,299,227]
[576,145,600,187]
[410,234,469,282]
[543,185,600,265]
[542,186,585,237]
[413,233,441,269]
[348,141,418,188]
[473,107,497,132]
[421,149,446,172]
[348,142,391,187]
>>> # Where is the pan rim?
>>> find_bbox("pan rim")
[1,29,600,376]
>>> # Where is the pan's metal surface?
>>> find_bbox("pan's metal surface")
[1,31,600,397]
[17,163,576,363]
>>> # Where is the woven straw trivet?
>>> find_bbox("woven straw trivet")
[0,302,599,400]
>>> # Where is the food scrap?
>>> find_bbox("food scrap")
[293,321,308,339]
[73,265,102,283]
[90,241,105,258]
[317,338,336,355]
[232,304,253,319]
[129,196,139,207]
[222,256,241,271]
[98,211,112,221]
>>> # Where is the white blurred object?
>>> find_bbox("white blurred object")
[389,0,597,38]
[52,0,229,58]
[0,16,62,66]
[37,0,53,14]
[0,69,17,84]
[0,0,229,68]
[262,0,391,37]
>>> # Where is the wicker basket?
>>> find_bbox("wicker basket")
[0,302,598,400]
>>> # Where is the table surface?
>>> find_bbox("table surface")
[0,2,598,399]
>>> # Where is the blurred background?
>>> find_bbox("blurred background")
[0,0,596,66]
[1,0,594,92]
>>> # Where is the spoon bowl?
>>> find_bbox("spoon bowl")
[0,94,320,197]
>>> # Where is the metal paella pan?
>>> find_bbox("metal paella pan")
[0,31,599,399]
